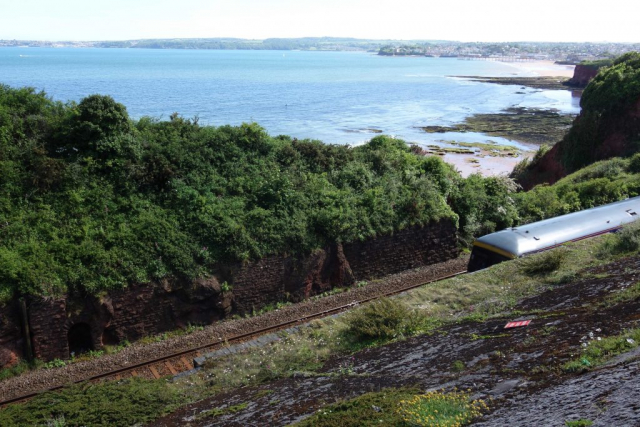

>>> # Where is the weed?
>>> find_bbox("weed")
[254,389,274,399]
[397,389,489,427]
[0,359,42,381]
[43,359,66,369]
[342,298,428,342]
[603,281,640,307]
[451,360,466,372]
[520,249,569,276]
[469,333,510,340]
[0,378,184,427]
[292,388,420,426]
[45,416,67,427]
[220,281,232,293]
[197,402,248,420]
[565,419,593,427]
[563,328,640,373]
[597,221,640,258]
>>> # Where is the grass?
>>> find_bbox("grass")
[520,248,569,276]
[401,240,601,321]
[563,328,640,373]
[0,359,43,382]
[602,281,640,307]
[597,221,640,258]
[196,402,248,420]
[565,419,594,427]
[0,378,185,427]
[397,390,489,427]
[292,388,419,426]
[342,298,430,342]
[292,388,487,427]
[3,235,624,425]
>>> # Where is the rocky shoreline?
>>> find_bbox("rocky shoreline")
[453,75,576,91]
[420,107,576,146]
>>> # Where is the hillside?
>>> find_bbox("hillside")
[0,85,524,301]
[2,222,639,426]
[514,52,640,190]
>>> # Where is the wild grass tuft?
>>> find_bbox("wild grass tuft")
[520,248,569,276]
[342,298,430,343]
[597,221,640,258]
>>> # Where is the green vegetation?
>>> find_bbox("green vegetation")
[597,221,640,258]
[396,390,488,427]
[421,107,574,146]
[342,298,430,342]
[580,58,615,70]
[293,388,487,427]
[2,235,624,425]
[196,402,248,420]
[0,378,185,427]
[565,420,594,427]
[515,155,640,223]
[0,84,532,301]
[520,248,568,276]
[563,328,640,373]
[560,52,640,172]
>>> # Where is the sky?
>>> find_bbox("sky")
[0,0,639,43]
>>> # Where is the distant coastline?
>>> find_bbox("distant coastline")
[1,38,639,62]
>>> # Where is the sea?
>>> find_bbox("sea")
[0,48,581,150]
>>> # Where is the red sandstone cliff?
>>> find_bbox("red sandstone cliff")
[517,96,640,190]
[566,64,599,87]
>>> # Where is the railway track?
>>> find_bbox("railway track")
[0,269,466,407]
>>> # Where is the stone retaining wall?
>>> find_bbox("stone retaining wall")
[0,219,459,365]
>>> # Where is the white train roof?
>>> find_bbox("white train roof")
[475,196,640,257]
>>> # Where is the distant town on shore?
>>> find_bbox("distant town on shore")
[2,37,639,63]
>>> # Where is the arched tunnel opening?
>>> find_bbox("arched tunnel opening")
[68,323,94,357]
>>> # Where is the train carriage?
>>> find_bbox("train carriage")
[468,196,640,272]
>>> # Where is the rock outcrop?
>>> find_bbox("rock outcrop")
[565,64,599,87]
[515,53,640,190]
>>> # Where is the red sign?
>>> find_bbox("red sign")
[504,320,531,329]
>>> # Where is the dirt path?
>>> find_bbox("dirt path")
[152,256,640,426]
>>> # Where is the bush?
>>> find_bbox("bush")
[343,298,426,342]
[0,378,184,427]
[597,221,640,258]
[520,248,568,276]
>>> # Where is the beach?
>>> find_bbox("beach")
[437,59,577,177]
[503,60,576,77]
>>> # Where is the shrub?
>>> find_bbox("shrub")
[629,153,640,174]
[520,248,568,276]
[0,378,184,427]
[342,298,426,342]
[597,221,640,258]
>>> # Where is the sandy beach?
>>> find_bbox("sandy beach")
[503,60,575,77]
[436,60,576,177]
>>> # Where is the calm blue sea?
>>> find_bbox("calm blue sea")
[0,48,580,148]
